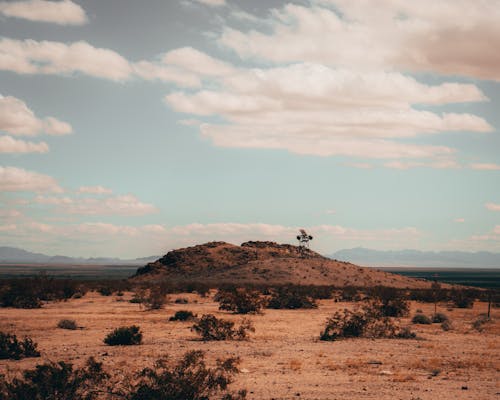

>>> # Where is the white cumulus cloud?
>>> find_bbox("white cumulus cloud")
[0,136,49,153]
[0,95,72,136]
[0,166,62,192]
[0,0,87,25]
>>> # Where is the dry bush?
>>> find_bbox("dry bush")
[104,326,142,346]
[472,314,491,331]
[0,357,107,400]
[368,286,409,317]
[216,288,267,314]
[143,287,167,310]
[267,286,317,310]
[124,350,246,400]
[412,314,432,324]
[57,319,78,330]
[432,313,449,323]
[192,314,254,341]
[0,332,40,360]
[320,303,415,341]
[169,310,197,321]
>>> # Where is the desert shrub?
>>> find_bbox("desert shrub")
[104,326,142,346]
[340,286,361,302]
[450,290,475,308]
[57,319,77,330]
[412,314,432,324]
[472,315,490,331]
[0,357,107,400]
[320,304,413,341]
[267,287,317,310]
[192,314,254,341]
[125,350,246,400]
[396,327,417,339]
[181,282,210,297]
[144,287,167,310]
[432,313,449,323]
[97,286,113,296]
[216,288,266,314]
[130,289,146,304]
[0,332,40,360]
[369,286,409,317]
[320,309,368,340]
[441,320,453,331]
[175,297,188,304]
[169,310,197,321]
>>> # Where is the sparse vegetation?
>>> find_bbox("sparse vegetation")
[192,314,254,341]
[369,286,409,317]
[125,350,246,400]
[267,286,317,309]
[169,310,197,321]
[216,287,267,314]
[143,286,167,310]
[472,314,491,331]
[0,332,40,360]
[57,319,78,330]
[412,314,432,324]
[0,357,108,400]
[432,313,449,323]
[104,326,142,346]
[320,303,414,341]
[450,289,475,308]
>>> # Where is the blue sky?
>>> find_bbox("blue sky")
[0,0,499,258]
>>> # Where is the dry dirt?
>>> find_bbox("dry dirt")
[0,291,498,399]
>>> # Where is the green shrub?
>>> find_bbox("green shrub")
[412,314,432,324]
[0,332,40,360]
[216,288,266,314]
[57,319,78,330]
[104,326,142,346]
[432,313,449,323]
[126,350,246,400]
[0,357,107,400]
[192,314,254,341]
[169,310,197,321]
[267,287,317,310]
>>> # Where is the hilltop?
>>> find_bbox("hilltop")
[133,241,434,288]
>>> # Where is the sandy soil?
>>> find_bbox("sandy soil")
[0,291,498,399]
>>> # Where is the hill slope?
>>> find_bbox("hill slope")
[133,241,434,288]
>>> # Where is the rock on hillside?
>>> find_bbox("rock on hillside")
[132,241,434,288]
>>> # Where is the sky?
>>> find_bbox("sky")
[0,0,499,258]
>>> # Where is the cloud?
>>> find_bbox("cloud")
[194,0,226,6]
[220,1,500,81]
[383,159,460,169]
[0,95,72,136]
[35,194,158,216]
[162,47,235,77]
[0,0,87,25]
[0,136,49,153]
[0,220,423,257]
[485,203,500,211]
[470,163,500,170]
[0,38,132,81]
[454,218,465,223]
[165,63,490,161]
[77,185,112,194]
[0,166,62,192]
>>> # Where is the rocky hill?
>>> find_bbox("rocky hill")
[132,241,435,288]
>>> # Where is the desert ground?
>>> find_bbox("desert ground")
[0,291,498,400]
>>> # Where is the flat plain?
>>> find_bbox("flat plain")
[0,291,498,400]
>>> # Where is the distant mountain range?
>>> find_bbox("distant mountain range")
[329,248,500,268]
[2,245,500,268]
[0,246,158,265]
